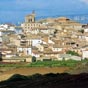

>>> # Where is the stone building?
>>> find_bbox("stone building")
[25,11,35,23]
[21,11,45,33]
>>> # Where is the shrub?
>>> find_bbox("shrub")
[32,56,36,62]
[7,74,29,82]
[66,50,79,56]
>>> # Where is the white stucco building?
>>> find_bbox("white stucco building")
[82,50,88,59]
[17,47,32,55]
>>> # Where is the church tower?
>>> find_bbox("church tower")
[25,11,36,23]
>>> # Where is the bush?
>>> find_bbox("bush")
[7,74,29,82]
[32,56,36,62]
[66,50,79,56]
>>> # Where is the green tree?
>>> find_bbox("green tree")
[0,52,2,61]
[79,29,84,33]
[32,56,36,62]
[66,50,79,56]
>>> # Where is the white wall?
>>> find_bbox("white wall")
[31,39,42,46]
[17,47,32,55]
[24,48,32,55]
[32,53,40,58]
[52,48,62,52]
[40,30,48,34]
[5,54,16,58]
[84,28,88,32]
[85,36,88,42]
[0,32,2,36]
[48,39,54,44]
[82,51,88,59]
[0,37,2,42]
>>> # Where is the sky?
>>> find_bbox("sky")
[0,0,88,23]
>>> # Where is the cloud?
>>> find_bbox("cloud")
[81,0,88,4]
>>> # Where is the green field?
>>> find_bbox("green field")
[26,60,84,67]
[0,62,26,68]
[0,59,88,68]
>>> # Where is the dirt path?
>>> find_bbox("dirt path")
[0,67,69,81]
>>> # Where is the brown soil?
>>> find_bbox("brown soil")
[0,67,69,81]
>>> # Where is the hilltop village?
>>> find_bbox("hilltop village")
[0,11,88,62]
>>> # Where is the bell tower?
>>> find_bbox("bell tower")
[25,11,35,23]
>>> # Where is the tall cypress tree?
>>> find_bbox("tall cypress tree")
[0,52,2,61]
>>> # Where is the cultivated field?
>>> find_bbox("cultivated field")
[0,67,69,81]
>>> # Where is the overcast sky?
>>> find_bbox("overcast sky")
[0,0,88,23]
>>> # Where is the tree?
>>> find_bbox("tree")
[0,52,2,61]
[54,29,58,34]
[79,29,84,33]
[32,56,36,62]
[66,50,79,56]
